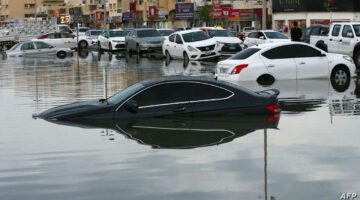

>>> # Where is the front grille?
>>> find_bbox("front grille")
[200,52,216,57]
[221,44,242,52]
[197,44,215,52]
[115,44,126,48]
[149,41,162,44]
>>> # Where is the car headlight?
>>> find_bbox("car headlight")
[343,55,353,63]
[187,45,198,52]
[140,40,148,45]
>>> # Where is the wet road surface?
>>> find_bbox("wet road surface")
[1,51,360,200]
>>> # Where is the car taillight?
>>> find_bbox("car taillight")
[231,64,248,74]
[242,36,245,41]
[267,104,281,114]
[267,114,280,122]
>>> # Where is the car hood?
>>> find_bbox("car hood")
[140,36,165,42]
[213,37,242,44]
[186,39,216,47]
[37,100,111,120]
[110,37,125,41]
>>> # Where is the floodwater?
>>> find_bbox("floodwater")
[1,51,360,200]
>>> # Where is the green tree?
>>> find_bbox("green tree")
[197,4,212,24]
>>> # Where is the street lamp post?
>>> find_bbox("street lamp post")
[262,0,266,29]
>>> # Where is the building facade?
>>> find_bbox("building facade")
[273,0,360,35]
[0,0,36,23]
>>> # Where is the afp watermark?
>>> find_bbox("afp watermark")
[340,193,358,200]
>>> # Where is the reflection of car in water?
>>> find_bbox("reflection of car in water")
[36,76,280,121]
[41,115,279,149]
[4,56,74,67]
[238,78,358,114]
[164,59,216,76]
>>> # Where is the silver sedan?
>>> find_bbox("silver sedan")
[4,41,74,59]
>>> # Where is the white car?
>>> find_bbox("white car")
[74,27,90,37]
[198,28,243,56]
[78,29,103,48]
[5,41,73,59]
[162,30,220,61]
[32,32,77,49]
[98,29,129,51]
[215,42,356,85]
[244,30,290,48]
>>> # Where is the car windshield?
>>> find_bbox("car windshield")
[158,30,175,36]
[353,25,360,37]
[264,32,288,39]
[110,31,129,37]
[90,30,102,36]
[137,30,161,38]
[78,28,90,32]
[230,48,260,60]
[59,26,72,33]
[8,43,20,51]
[208,30,233,37]
[182,31,210,42]
[107,83,145,105]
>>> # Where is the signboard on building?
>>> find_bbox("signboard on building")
[273,0,360,13]
[96,11,103,21]
[130,2,136,13]
[123,12,136,21]
[221,5,232,17]
[175,3,194,19]
[148,6,158,19]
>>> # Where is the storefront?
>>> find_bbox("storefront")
[273,0,360,35]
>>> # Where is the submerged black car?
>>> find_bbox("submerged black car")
[37,76,280,121]
[46,115,279,149]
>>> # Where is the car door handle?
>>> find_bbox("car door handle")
[268,64,275,68]
[173,107,186,113]
[329,38,332,41]
[339,39,342,42]
[299,62,306,65]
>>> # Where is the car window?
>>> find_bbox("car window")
[130,83,188,107]
[230,48,260,60]
[320,27,329,35]
[305,28,311,36]
[291,44,322,57]
[310,27,320,35]
[353,25,360,37]
[175,34,182,44]
[47,34,56,39]
[262,45,297,59]
[182,31,210,42]
[159,30,175,36]
[61,33,72,38]
[108,83,145,105]
[248,32,256,38]
[263,32,288,39]
[257,32,265,38]
[137,30,160,38]
[8,43,20,51]
[110,31,129,37]
[190,83,232,101]
[208,30,233,37]
[21,42,35,51]
[332,25,341,36]
[34,41,52,49]
[342,25,354,38]
[169,34,175,42]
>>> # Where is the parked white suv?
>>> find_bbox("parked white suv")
[163,30,219,61]
[244,30,290,48]
[310,22,360,67]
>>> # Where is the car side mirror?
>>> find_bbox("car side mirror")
[176,40,183,44]
[125,100,139,113]
[346,32,354,38]
[319,53,326,57]
[259,36,265,39]
[49,45,54,48]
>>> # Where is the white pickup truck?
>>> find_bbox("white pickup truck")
[310,22,360,67]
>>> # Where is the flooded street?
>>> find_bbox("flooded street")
[1,51,360,200]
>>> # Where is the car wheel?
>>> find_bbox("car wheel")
[79,41,88,49]
[109,43,113,52]
[57,51,67,59]
[183,52,189,61]
[165,50,172,60]
[354,50,360,68]
[331,66,350,91]
[136,44,140,55]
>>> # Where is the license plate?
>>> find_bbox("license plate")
[205,51,211,55]
[229,46,236,50]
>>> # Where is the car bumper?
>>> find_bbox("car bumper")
[140,43,163,52]
[188,50,220,60]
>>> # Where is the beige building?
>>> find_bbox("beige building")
[0,0,36,23]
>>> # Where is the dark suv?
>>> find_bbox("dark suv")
[301,25,329,43]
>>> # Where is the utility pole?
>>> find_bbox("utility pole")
[262,0,266,30]
[34,0,37,19]
[103,0,107,30]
